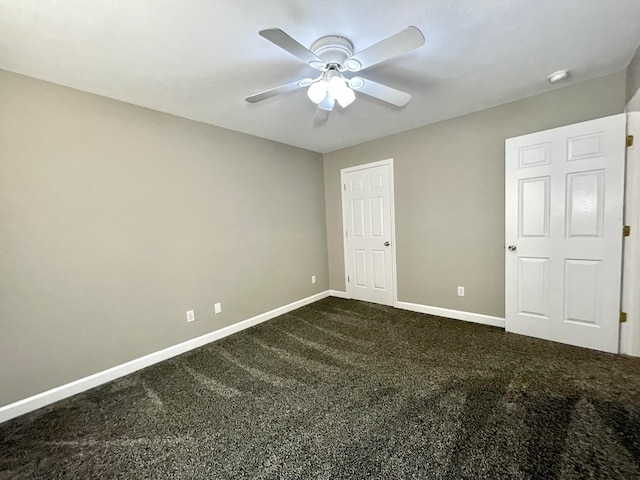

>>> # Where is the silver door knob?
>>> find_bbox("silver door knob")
[384,241,390,246]
[508,245,517,251]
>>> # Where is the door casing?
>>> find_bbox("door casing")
[621,111,640,356]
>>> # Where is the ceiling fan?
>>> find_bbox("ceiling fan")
[245,26,425,125]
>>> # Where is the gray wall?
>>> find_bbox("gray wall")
[324,72,626,318]
[0,70,328,407]
[627,45,640,111]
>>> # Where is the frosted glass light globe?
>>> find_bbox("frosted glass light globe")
[328,77,346,100]
[307,81,328,104]
[328,76,355,108]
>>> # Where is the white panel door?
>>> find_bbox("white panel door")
[342,161,395,305]
[505,114,626,353]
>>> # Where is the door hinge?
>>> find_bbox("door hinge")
[345,230,348,238]
[343,184,346,191]
[627,135,634,147]
[623,225,631,237]
[347,276,350,283]
[621,311,628,323]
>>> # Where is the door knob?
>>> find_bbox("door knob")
[508,245,517,251]
[384,241,390,247]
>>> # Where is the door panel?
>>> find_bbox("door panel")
[506,114,626,353]
[342,162,395,305]
[370,197,384,237]
[567,133,606,161]
[372,250,387,289]
[519,142,551,168]
[565,170,604,237]
[351,199,365,237]
[564,259,600,326]
[518,257,549,318]
[519,177,550,237]
[353,250,367,288]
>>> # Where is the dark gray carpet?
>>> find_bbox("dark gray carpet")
[2,297,640,479]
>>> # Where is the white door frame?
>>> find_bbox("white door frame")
[621,112,640,356]
[340,158,398,306]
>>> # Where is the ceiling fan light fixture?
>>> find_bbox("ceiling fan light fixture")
[337,87,356,108]
[328,76,355,108]
[307,80,328,104]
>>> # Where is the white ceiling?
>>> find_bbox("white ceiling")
[1,0,640,153]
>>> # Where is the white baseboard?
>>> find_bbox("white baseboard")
[326,293,503,328]
[0,290,331,424]
[395,301,505,328]
[329,290,349,299]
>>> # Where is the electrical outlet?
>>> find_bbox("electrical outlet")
[457,286,465,297]
[311,275,316,284]
[214,302,222,314]
[186,310,195,322]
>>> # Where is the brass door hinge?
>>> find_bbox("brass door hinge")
[621,312,628,323]
[623,225,631,237]
[627,135,634,147]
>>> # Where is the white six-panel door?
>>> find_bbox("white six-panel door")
[342,161,395,306]
[505,114,626,353]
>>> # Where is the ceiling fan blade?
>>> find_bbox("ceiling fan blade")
[313,94,335,126]
[349,77,412,107]
[259,29,325,68]
[344,26,425,72]
[245,78,311,103]
[317,93,335,111]
[313,107,330,126]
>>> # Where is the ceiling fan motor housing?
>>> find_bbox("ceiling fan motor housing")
[310,36,354,68]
